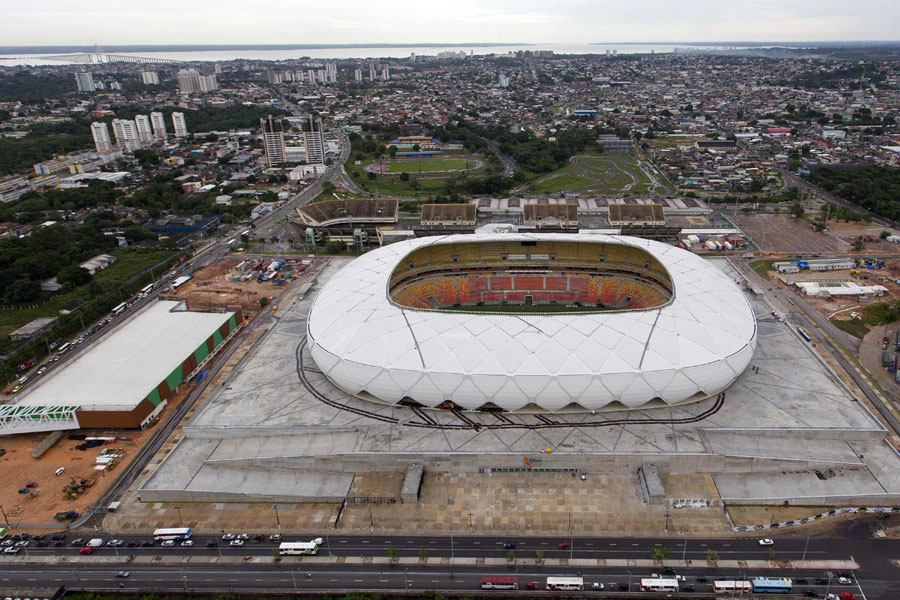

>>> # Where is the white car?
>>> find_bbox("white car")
[221,533,236,540]
[838,577,852,585]
[161,540,175,547]
[180,540,193,546]
[758,538,774,546]
[591,582,604,590]
[3,547,20,555]
[229,539,244,547]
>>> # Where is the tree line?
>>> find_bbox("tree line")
[806,164,900,222]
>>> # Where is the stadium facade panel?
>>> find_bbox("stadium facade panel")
[307,234,757,412]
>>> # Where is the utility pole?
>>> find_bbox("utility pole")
[802,531,811,561]
[0,504,10,529]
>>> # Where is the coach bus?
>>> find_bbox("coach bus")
[640,578,679,592]
[751,578,792,594]
[481,576,519,590]
[546,577,584,591]
[140,284,154,295]
[112,302,127,315]
[714,580,753,594]
[278,538,323,555]
[153,527,192,541]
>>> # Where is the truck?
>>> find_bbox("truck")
[86,538,104,548]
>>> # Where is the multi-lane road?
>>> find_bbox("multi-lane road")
[0,530,893,597]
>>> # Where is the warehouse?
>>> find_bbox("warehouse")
[5,300,241,434]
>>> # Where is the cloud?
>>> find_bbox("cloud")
[0,0,898,46]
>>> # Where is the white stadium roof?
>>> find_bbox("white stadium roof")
[307,234,757,411]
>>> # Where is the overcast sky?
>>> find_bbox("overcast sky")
[4,0,899,46]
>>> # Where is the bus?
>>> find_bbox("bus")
[153,527,192,541]
[714,581,753,594]
[546,577,584,591]
[112,302,127,315]
[140,284,154,295]
[226,239,236,246]
[481,577,519,590]
[751,578,792,594]
[640,578,679,592]
[278,538,323,555]
[56,343,71,355]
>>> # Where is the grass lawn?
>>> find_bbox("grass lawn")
[749,259,776,279]
[529,173,592,194]
[385,158,474,173]
[830,316,870,339]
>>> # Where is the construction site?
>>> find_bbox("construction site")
[168,256,316,312]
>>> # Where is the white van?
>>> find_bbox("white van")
[86,538,103,548]
[54,467,65,476]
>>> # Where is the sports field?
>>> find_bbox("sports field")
[385,158,473,173]
[444,302,617,314]
[523,154,674,195]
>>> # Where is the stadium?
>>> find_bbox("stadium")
[307,233,758,412]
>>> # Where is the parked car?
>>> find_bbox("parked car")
[839,594,856,600]
[222,533,236,541]
[268,534,282,542]
[591,583,604,590]
[525,582,539,590]
[107,539,124,547]
[229,540,244,547]
[3,547,20,555]
[838,577,852,585]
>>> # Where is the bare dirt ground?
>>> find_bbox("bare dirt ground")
[732,214,850,253]
[0,390,188,530]
[171,257,316,312]
[826,221,900,253]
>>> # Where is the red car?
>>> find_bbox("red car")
[558,542,570,549]
[840,594,856,600]
[525,582,539,590]
[79,547,94,554]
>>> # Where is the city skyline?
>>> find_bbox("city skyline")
[3,0,900,46]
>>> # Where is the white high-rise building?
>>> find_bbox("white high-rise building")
[214,63,222,74]
[498,74,510,88]
[381,67,390,81]
[111,119,141,151]
[176,69,202,94]
[368,63,376,81]
[141,71,159,85]
[150,112,167,140]
[75,72,95,92]
[301,115,325,165]
[134,115,153,143]
[307,69,316,84]
[260,115,286,168]
[354,69,362,82]
[325,63,337,83]
[91,121,112,152]
[198,74,218,92]
[172,112,188,138]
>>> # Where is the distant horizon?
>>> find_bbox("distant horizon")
[2,40,900,55]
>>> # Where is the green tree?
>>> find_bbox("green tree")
[881,230,892,240]
[399,172,410,182]
[790,202,805,219]
[325,241,344,254]
[388,547,397,562]
[506,550,516,562]
[388,145,398,158]
[56,265,92,290]
[853,240,864,251]
[4,279,40,304]
[535,549,544,563]
[259,297,269,308]
[650,547,671,563]
[321,180,336,195]
[765,547,776,561]
[367,171,377,180]
[706,549,719,563]
[419,547,428,559]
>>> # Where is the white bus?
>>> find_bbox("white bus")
[481,577,519,590]
[278,538,323,555]
[226,239,236,246]
[140,284,154,295]
[546,577,584,591]
[112,302,127,315]
[640,578,679,592]
[153,527,192,541]
[56,343,71,355]
[714,581,752,594]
